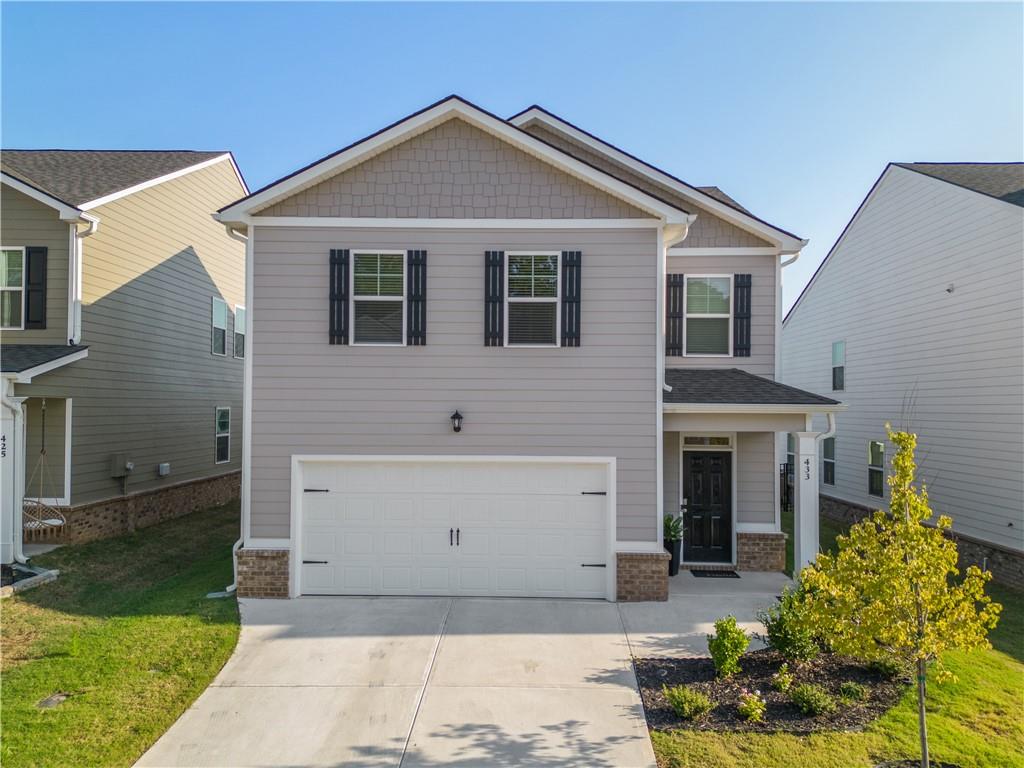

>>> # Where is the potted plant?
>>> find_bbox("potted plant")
[664,514,683,576]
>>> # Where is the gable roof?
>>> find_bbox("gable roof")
[509,104,806,251]
[894,162,1024,208]
[664,368,841,407]
[216,95,694,227]
[1,150,238,209]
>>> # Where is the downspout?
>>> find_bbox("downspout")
[222,223,248,594]
[68,215,99,345]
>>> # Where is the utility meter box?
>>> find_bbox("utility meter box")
[110,453,129,478]
[157,463,171,477]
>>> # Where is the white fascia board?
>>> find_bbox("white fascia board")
[246,216,664,229]
[510,108,808,252]
[80,153,237,210]
[663,402,846,415]
[5,348,89,384]
[216,98,690,225]
[1,174,85,221]
[669,247,780,256]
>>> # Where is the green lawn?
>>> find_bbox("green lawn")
[1,502,241,768]
[654,512,1024,768]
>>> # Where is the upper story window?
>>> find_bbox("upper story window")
[823,437,836,485]
[868,440,885,497]
[212,297,228,356]
[215,407,230,464]
[832,340,845,391]
[685,275,731,356]
[1,247,25,330]
[352,252,405,345]
[234,306,246,359]
[506,252,559,346]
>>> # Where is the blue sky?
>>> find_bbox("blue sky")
[3,2,1021,308]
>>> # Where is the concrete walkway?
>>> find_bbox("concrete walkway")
[137,597,656,768]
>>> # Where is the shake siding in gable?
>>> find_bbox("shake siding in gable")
[14,160,246,505]
[782,167,1024,551]
[249,225,659,542]
[666,252,777,378]
[0,185,70,344]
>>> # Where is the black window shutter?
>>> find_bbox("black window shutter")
[561,250,581,347]
[484,250,504,346]
[733,273,752,357]
[665,273,684,356]
[329,249,349,345]
[24,246,47,329]
[407,249,427,345]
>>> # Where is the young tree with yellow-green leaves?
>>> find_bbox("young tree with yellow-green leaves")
[797,427,1001,768]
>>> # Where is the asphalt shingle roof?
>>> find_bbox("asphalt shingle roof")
[895,163,1024,208]
[1,150,227,207]
[0,344,88,374]
[664,368,840,406]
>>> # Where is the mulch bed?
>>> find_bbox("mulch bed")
[635,649,908,734]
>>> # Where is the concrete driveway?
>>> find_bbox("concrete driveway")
[137,597,656,768]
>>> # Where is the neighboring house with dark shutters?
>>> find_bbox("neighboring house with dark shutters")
[1,150,247,565]
[782,162,1024,587]
[215,95,842,602]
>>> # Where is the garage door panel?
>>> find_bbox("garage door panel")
[299,459,610,598]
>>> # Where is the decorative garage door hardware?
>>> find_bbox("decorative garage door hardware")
[303,488,329,493]
[580,563,607,568]
[449,528,461,546]
[303,560,328,565]
[581,491,607,495]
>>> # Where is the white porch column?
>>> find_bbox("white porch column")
[792,431,820,573]
[1,382,27,565]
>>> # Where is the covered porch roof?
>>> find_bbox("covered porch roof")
[664,368,842,413]
[1,344,89,383]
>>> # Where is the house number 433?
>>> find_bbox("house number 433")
[803,457,811,480]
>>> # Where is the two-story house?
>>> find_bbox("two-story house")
[1,150,248,567]
[782,162,1024,588]
[214,96,842,602]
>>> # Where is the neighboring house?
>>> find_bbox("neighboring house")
[782,162,1024,587]
[215,95,841,602]
[1,150,248,565]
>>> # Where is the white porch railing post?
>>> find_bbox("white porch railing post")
[793,431,820,574]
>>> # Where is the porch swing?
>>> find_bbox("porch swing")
[23,398,67,540]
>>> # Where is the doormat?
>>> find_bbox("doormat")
[691,570,740,578]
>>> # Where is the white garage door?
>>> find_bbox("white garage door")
[298,458,611,599]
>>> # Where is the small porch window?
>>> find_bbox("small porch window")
[823,437,836,485]
[683,435,731,447]
[868,440,884,497]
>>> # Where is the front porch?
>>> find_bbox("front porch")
[662,368,844,579]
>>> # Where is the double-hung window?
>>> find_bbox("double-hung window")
[832,340,845,391]
[352,252,405,345]
[234,306,246,359]
[506,252,559,346]
[212,297,228,355]
[215,407,230,464]
[685,275,731,355]
[868,440,885,497]
[1,247,25,330]
[823,437,836,486]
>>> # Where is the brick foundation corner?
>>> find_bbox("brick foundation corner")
[236,548,290,598]
[736,532,787,572]
[616,551,670,602]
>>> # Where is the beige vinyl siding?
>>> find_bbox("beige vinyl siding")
[249,225,658,542]
[258,118,649,220]
[662,431,775,525]
[23,397,67,500]
[521,122,772,248]
[782,166,1024,551]
[0,185,70,342]
[666,252,777,378]
[14,159,246,504]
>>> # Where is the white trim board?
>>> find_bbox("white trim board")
[245,217,663,229]
[669,247,780,256]
[288,454,618,601]
[79,153,242,210]
[216,97,693,226]
[508,107,807,253]
[1,173,91,222]
[664,402,845,415]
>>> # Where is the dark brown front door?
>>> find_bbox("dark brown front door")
[682,451,732,563]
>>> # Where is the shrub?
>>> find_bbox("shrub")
[737,689,767,722]
[771,662,794,692]
[839,681,868,701]
[707,615,749,677]
[758,586,820,661]
[789,683,837,716]
[868,657,909,679]
[663,684,712,721]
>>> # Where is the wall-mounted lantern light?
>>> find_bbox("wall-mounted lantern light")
[450,410,464,433]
